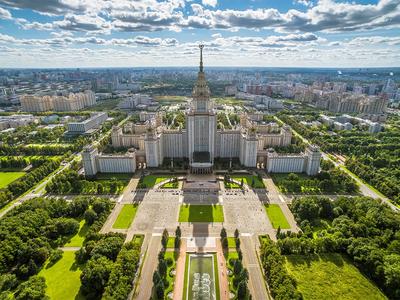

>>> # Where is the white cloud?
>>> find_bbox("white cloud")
[3,0,399,33]
[202,0,217,8]
[0,6,11,19]
[295,0,313,7]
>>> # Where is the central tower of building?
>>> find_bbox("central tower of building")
[187,45,216,174]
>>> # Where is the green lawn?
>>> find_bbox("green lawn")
[0,171,26,188]
[227,237,237,248]
[285,253,387,300]
[178,204,224,222]
[161,181,179,189]
[166,237,176,248]
[39,251,85,300]
[139,175,174,188]
[65,220,89,247]
[132,234,145,247]
[231,175,265,188]
[224,181,241,189]
[112,204,138,229]
[165,251,177,297]
[264,204,291,229]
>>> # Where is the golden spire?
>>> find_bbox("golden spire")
[199,44,204,72]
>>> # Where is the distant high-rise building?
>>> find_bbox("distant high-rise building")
[20,90,96,112]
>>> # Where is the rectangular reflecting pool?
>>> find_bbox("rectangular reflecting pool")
[185,253,219,300]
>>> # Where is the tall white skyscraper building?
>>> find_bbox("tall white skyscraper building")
[83,46,321,176]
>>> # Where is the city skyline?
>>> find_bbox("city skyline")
[0,0,399,68]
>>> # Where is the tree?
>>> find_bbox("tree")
[383,254,400,298]
[97,183,104,194]
[288,173,299,181]
[109,179,118,194]
[222,237,228,250]
[237,280,249,299]
[154,281,164,300]
[153,270,162,285]
[80,256,113,298]
[90,235,125,261]
[84,208,98,225]
[175,226,181,238]
[0,274,18,291]
[234,229,240,239]
[235,238,241,250]
[220,227,227,241]
[158,258,168,278]
[161,228,169,249]
[15,276,48,300]
[234,259,243,276]
[174,236,181,249]
[69,197,89,217]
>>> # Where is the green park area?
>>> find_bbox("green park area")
[264,204,290,229]
[179,204,224,222]
[85,98,121,111]
[231,175,265,189]
[213,97,248,106]
[138,175,174,188]
[39,251,84,300]
[161,180,179,189]
[285,253,387,300]
[154,95,188,105]
[65,220,89,247]
[0,171,26,188]
[112,204,138,229]
[224,180,241,189]
[270,171,358,195]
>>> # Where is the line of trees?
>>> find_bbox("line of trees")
[259,237,302,300]
[0,156,57,169]
[152,228,179,300]
[0,159,60,209]
[225,228,251,300]
[102,241,141,300]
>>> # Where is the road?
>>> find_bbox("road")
[134,235,161,300]
[274,115,399,212]
[241,236,270,300]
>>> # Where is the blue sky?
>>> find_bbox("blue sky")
[0,0,399,68]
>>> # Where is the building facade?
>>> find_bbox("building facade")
[82,146,136,176]
[82,46,321,176]
[266,145,321,176]
[20,90,96,112]
[67,112,108,135]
